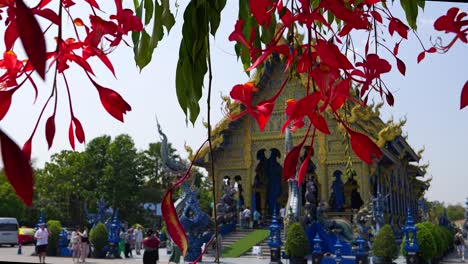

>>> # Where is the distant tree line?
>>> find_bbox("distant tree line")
[0,134,212,228]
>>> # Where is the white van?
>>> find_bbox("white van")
[0,218,19,246]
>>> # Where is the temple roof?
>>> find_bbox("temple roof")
[187,56,421,167]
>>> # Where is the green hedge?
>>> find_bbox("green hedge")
[90,223,109,258]
[372,225,398,261]
[285,222,310,258]
[46,220,62,256]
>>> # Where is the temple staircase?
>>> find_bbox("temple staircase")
[244,230,286,257]
[205,229,254,256]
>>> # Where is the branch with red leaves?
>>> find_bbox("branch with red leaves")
[0,0,142,204]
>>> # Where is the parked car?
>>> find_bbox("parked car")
[18,227,35,245]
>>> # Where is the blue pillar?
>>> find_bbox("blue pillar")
[36,210,46,228]
[404,208,419,264]
[107,209,121,258]
[312,234,323,264]
[268,207,283,264]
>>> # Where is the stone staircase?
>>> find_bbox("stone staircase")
[205,229,254,256]
[244,230,286,257]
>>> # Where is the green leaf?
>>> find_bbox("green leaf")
[175,1,209,125]
[144,0,154,25]
[135,30,152,69]
[160,0,176,33]
[207,0,226,36]
[400,0,420,30]
[260,14,276,44]
[327,11,335,25]
[132,0,144,54]
[133,0,176,71]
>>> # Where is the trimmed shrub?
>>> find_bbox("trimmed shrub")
[90,223,109,258]
[285,222,310,258]
[46,220,62,256]
[421,222,444,258]
[372,225,398,262]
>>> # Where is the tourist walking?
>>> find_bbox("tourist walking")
[70,226,81,263]
[242,207,251,229]
[34,223,50,264]
[135,225,143,255]
[253,209,261,228]
[143,230,160,264]
[124,228,132,258]
[455,229,465,262]
[168,238,181,264]
[79,226,90,263]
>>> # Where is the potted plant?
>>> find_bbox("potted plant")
[90,223,109,258]
[372,225,398,264]
[285,222,310,264]
[46,220,62,256]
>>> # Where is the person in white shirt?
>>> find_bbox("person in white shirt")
[135,226,143,255]
[70,226,81,263]
[242,207,251,229]
[34,223,50,264]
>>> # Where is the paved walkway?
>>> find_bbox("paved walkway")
[1,244,466,264]
[0,245,271,264]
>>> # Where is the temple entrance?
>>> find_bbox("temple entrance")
[252,148,287,218]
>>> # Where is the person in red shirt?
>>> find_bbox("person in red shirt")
[142,230,160,264]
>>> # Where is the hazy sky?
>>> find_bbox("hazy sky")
[0,1,466,205]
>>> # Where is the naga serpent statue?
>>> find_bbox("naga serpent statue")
[156,120,213,261]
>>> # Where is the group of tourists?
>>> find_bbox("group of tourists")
[240,207,262,229]
[119,226,144,258]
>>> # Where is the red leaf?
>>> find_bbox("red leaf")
[45,114,55,149]
[89,77,132,122]
[309,112,330,134]
[348,129,382,164]
[84,0,100,9]
[36,0,52,9]
[283,144,303,181]
[282,92,321,133]
[68,121,75,150]
[97,52,115,76]
[370,10,383,23]
[393,42,400,56]
[417,51,425,63]
[22,137,32,160]
[73,117,85,143]
[297,143,313,186]
[32,8,61,25]
[460,80,468,109]
[0,89,15,121]
[0,129,34,206]
[297,157,309,187]
[396,57,406,75]
[4,22,19,51]
[427,47,437,53]
[15,0,46,79]
[386,92,394,106]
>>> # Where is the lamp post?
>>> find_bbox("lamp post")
[404,208,419,264]
[107,209,121,258]
[312,234,323,264]
[355,236,369,264]
[268,207,283,264]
